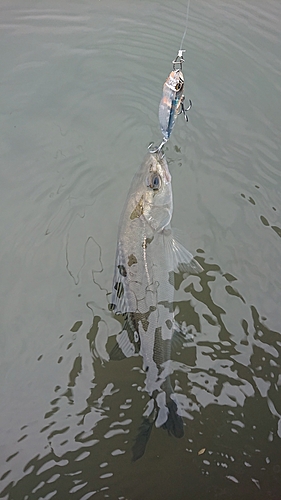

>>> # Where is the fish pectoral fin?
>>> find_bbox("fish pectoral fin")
[143,206,171,232]
[165,229,203,274]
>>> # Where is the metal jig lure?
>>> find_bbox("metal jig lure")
[148,0,192,154]
[148,50,192,154]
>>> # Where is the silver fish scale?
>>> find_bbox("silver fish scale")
[110,151,202,414]
[111,153,175,374]
[111,153,173,316]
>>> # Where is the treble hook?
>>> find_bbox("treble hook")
[148,138,167,155]
[179,98,192,122]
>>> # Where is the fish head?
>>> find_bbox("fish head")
[135,152,173,232]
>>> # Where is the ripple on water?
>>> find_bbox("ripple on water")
[1,0,281,499]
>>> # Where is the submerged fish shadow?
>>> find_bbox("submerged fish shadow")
[131,398,184,462]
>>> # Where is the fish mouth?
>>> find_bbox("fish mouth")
[150,151,171,184]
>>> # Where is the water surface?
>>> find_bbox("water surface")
[0,0,281,499]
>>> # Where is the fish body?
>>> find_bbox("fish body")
[110,152,201,456]
[159,69,185,141]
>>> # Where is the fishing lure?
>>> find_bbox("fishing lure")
[149,0,192,153]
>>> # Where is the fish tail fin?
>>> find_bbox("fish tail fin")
[131,417,154,462]
[162,398,184,438]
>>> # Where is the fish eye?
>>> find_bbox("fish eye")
[147,173,161,191]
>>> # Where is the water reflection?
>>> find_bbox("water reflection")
[1,249,280,499]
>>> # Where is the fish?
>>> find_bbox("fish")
[110,151,202,459]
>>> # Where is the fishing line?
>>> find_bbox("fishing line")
[179,0,191,51]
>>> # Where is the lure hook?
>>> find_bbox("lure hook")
[179,98,192,121]
[148,139,167,155]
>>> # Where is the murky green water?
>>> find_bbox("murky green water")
[1,0,281,498]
